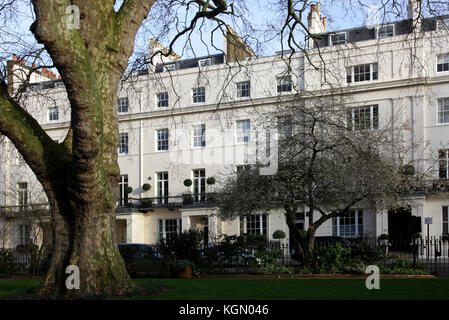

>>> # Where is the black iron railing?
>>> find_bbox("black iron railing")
[0,203,50,218]
[116,193,217,211]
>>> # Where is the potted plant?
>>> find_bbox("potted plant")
[175,259,195,279]
[442,234,449,242]
[183,194,193,205]
[141,197,153,207]
[142,183,151,191]
[206,177,216,185]
[378,233,389,241]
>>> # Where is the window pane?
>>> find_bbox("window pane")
[118,97,128,113]
[193,124,206,147]
[236,120,250,143]
[157,129,169,151]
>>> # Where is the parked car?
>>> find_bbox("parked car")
[117,243,163,260]
[200,245,261,267]
[314,236,351,248]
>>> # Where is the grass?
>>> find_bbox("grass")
[1,277,449,300]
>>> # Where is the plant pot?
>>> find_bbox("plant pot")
[178,265,192,279]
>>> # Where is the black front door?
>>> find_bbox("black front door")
[388,206,412,251]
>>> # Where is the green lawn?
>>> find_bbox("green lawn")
[1,278,449,300]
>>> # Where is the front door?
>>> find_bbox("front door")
[388,206,412,251]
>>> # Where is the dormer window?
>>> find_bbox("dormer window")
[331,33,346,46]
[164,64,176,72]
[199,58,212,67]
[377,24,394,38]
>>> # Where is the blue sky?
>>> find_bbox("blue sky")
[4,0,436,71]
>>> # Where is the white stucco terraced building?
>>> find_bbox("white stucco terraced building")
[1,1,448,249]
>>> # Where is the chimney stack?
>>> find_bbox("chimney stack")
[308,2,327,48]
[407,0,422,32]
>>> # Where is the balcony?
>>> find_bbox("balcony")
[0,203,50,219]
[115,193,217,213]
[403,179,449,197]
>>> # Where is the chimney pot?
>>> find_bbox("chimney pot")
[21,59,25,65]
[13,54,17,61]
[58,75,61,80]
[311,4,315,12]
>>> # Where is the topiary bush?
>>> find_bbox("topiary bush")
[183,179,192,187]
[142,183,151,191]
[272,230,286,240]
[125,186,133,194]
[206,177,216,185]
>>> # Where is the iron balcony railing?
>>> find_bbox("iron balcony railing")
[116,193,217,212]
[0,203,51,218]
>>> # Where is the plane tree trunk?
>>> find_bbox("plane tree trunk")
[0,0,155,298]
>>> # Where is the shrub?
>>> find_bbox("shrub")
[379,259,429,275]
[314,243,352,273]
[206,177,216,185]
[272,230,286,240]
[350,238,385,265]
[142,183,151,191]
[157,230,203,263]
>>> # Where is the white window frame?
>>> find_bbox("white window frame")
[236,119,251,144]
[331,32,347,46]
[18,224,32,246]
[437,98,449,124]
[17,182,27,208]
[443,206,448,235]
[117,97,129,113]
[439,149,449,179]
[118,174,128,207]
[437,53,449,73]
[192,168,206,201]
[377,24,395,38]
[156,171,169,205]
[118,132,129,155]
[192,124,206,148]
[192,87,206,103]
[199,58,212,67]
[156,128,169,151]
[237,81,251,98]
[332,210,363,238]
[156,92,169,108]
[346,63,378,83]
[48,106,59,122]
[347,105,379,131]
[277,75,292,93]
[158,218,181,241]
[240,214,268,236]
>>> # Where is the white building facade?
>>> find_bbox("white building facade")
[1,2,448,249]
